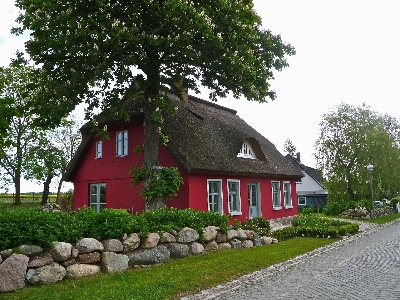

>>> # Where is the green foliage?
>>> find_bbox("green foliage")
[241,217,271,237]
[130,166,184,200]
[391,196,400,210]
[272,215,359,241]
[315,103,400,203]
[323,200,348,216]
[135,208,230,237]
[0,207,230,250]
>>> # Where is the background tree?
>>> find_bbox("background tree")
[0,64,41,205]
[314,103,400,203]
[24,117,82,205]
[13,0,295,209]
[284,138,297,157]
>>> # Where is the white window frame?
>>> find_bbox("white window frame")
[272,181,281,210]
[228,180,241,215]
[237,142,256,159]
[207,179,223,214]
[116,130,128,157]
[283,181,292,208]
[95,141,102,159]
[89,183,106,212]
[298,197,306,205]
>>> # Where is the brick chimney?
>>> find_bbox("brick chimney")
[296,152,301,163]
[174,79,189,103]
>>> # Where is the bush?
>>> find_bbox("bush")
[272,215,359,241]
[323,200,348,216]
[241,217,270,237]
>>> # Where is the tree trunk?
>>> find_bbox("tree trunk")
[14,174,21,205]
[41,174,53,205]
[56,173,64,204]
[142,74,165,210]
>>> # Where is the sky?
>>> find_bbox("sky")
[1,0,400,192]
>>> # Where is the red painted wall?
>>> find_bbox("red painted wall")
[72,122,186,214]
[184,175,297,222]
[72,122,297,221]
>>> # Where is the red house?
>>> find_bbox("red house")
[64,92,303,223]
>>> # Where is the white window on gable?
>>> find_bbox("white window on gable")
[95,141,102,159]
[228,180,241,215]
[237,141,256,159]
[272,181,281,210]
[116,130,128,157]
[283,181,292,208]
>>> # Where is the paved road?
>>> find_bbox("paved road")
[183,220,400,300]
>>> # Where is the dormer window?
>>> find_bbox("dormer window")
[237,142,256,159]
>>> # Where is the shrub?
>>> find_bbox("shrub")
[241,217,270,237]
[272,215,359,241]
[323,200,348,216]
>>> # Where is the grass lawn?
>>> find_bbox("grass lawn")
[1,237,336,300]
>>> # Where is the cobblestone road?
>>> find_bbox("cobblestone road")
[182,220,400,300]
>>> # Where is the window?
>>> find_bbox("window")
[116,130,128,157]
[272,181,281,209]
[95,141,102,159]
[237,142,256,159]
[228,180,241,215]
[298,197,306,205]
[90,183,106,212]
[283,181,292,208]
[208,180,222,213]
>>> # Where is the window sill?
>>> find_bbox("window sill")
[285,206,293,209]
[273,207,282,211]
[230,212,242,216]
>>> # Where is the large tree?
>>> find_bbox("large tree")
[0,64,41,204]
[13,0,295,208]
[314,103,400,202]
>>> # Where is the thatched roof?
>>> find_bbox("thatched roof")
[64,93,303,181]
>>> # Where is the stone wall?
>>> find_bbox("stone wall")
[0,226,278,293]
[339,206,395,219]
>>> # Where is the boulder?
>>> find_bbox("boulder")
[188,242,205,255]
[167,243,189,258]
[236,228,248,240]
[0,249,13,260]
[0,254,29,293]
[28,252,54,268]
[60,258,77,268]
[203,226,218,242]
[176,227,199,243]
[217,243,232,251]
[140,232,160,249]
[203,240,218,252]
[101,252,129,274]
[66,263,101,278]
[19,245,43,257]
[159,232,176,243]
[252,232,262,247]
[76,238,104,254]
[102,239,123,252]
[215,231,227,243]
[26,263,66,286]
[128,245,170,265]
[123,233,141,252]
[227,229,238,240]
[243,230,254,240]
[229,239,242,249]
[78,252,101,264]
[241,240,253,248]
[49,242,72,262]
[260,236,273,245]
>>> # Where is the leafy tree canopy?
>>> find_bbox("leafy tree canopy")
[314,103,400,202]
[13,0,295,125]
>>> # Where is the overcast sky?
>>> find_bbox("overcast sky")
[1,0,400,192]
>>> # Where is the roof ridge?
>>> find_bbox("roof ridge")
[187,94,237,115]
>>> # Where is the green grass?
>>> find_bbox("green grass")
[1,237,336,300]
[363,212,400,224]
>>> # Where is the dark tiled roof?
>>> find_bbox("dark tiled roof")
[64,94,303,181]
[285,154,324,187]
